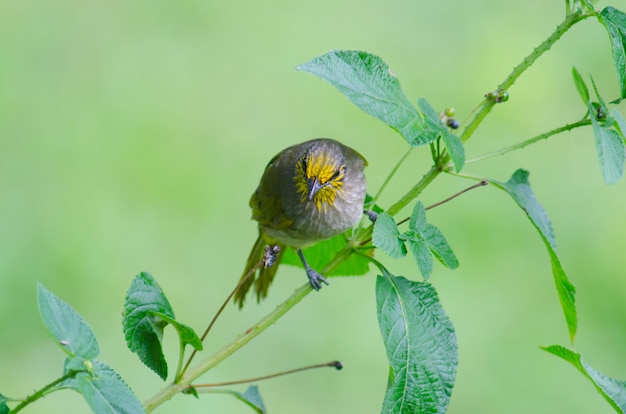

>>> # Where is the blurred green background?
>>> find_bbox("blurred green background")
[2,0,626,413]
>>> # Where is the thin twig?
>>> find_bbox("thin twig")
[396,180,488,226]
[178,259,263,380]
[193,360,343,389]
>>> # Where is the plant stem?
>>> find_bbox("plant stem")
[11,371,77,413]
[193,360,342,388]
[458,10,592,146]
[143,243,355,412]
[144,282,314,412]
[179,260,263,380]
[386,165,441,217]
[466,118,591,163]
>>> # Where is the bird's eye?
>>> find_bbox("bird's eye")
[300,157,308,175]
[329,166,344,182]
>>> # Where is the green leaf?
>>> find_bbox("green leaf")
[0,393,8,414]
[612,108,626,137]
[572,66,590,105]
[282,232,371,276]
[76,360,145,414]
[404,231,434,280]
[422,224,459,270]
[373,213,407,259]
[543,345,626,413]
[600,7,626,100]
[417,98,465,171]
[37,283,99,360]
[492,169,577,342]
[590,102,625,184]
[406,202,459,279]
[123,272,175,380]
[376,270,457,414]
[150,312,203,352]
[220,386,267,414]
[297,50,430,146]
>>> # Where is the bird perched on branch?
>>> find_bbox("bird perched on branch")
[234,138,367,308]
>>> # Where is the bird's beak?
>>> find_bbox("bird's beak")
[307,177,323,201]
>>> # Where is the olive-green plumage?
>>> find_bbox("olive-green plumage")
[235,138,367,307]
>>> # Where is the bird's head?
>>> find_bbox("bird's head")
[294,145,345,211]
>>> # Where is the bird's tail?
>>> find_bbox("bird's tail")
[234,233,285,309]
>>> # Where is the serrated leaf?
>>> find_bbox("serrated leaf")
[150,312,203,352]
[282,232,371,276]
[422,224,459,270]
[405,231,434,280]
[376,270,457,414]
[543,345,626,413]
[123,272,175,380]
[600,7,626,100]
[37,283,99,360]
[76,360,145,414]
[417,98,465,171]
[297,50,430,146]
[373,213,407,259]
[406,202,459,279]
[572,66,590,105]
[492,169,577,342]
[590,102,625,184]
[408,199,428,232]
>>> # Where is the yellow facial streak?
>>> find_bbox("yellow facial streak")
[294,151,345,211]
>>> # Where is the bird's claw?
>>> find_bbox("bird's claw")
[306,269,329,291]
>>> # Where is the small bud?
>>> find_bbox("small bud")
[485,89,509,103]
[331,360,344,370]
[592,102,606,122]
[440,107,460,130]
[446,118,460,129]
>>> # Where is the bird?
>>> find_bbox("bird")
[234,138,367,308]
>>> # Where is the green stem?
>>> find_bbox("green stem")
[143,247,352,413]
[458,10,592,146]
[11,371,77,413]
[144,283,314,412]
[386,165,441,217]
[466,119,591,164]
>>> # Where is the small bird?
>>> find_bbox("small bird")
[234,138,367,307]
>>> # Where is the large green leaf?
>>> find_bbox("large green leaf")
[543,345,626,413]
[37,283,99,360]
[492,170,577,342]
[282,232,371,276]
[297,50,430,146]
[376,270,457,414]
[599,7,626,100]
[123,272,175,380]
[76,360,145,414]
